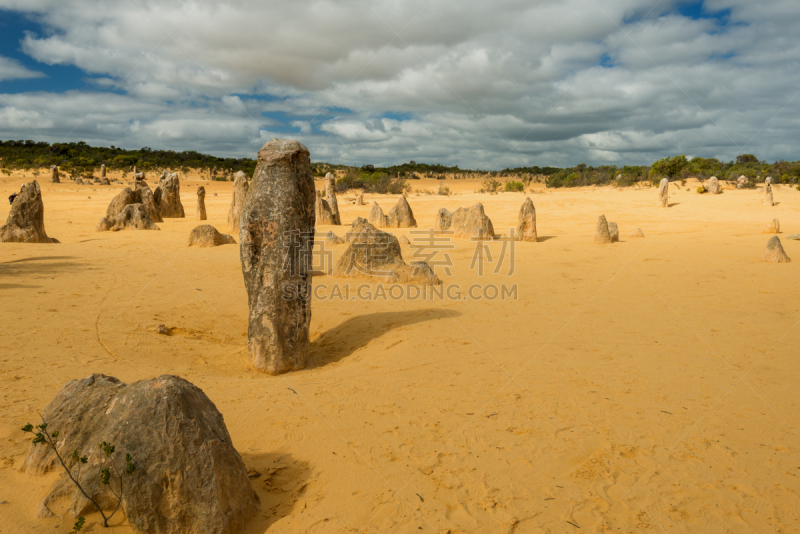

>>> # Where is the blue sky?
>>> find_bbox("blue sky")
[0,0,798,168]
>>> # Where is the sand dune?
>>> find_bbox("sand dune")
[1,172,799,533]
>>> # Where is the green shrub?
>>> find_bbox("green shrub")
[697,186,706,194]
[504,180,524,192]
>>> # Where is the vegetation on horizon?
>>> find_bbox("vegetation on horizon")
[1,140,798,188]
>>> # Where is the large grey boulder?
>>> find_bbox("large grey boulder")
[434,203,494,239]
[21,374,257,534]
[761,236,790,263]
[0,181,58,243]
[594,215,611,244]
[333,218,440,284]
[240,139,315,375]
[385,196,417,228]
[188,225,235,247]
[154,173,184,218]
[658,178,669,207]
[96,204,160,232]
[197,186,207,221]
[516,197,537,242]
[324,173,341,225]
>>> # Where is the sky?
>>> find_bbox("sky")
[0,0,798,169]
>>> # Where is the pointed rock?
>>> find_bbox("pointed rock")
[386,196,417,228]
[368,201,388,227]
[761,236,790,263]
[629,228,645,238]
[333,218,439,284]
[0,181,58,243]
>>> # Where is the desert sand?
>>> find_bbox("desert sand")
[1,172,799,533]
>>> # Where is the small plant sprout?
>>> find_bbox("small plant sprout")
[22,421,136,530]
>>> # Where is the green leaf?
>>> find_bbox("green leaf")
[51,431,59,439]
[71,516,85,533]
[21,423,33,433]
[100,467,111,485]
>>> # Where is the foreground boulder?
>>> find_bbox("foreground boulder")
[763,219,780,234]
[154,173,185,218]
[324,173,341,225]
[434,203,495,239]
[761,236,790,263]
[368,202,387,227]
[0,181,58,243]
[315,191,337,225]
[96,204,160,232]
[707,176,720,194]
[658,178,668,207]
[22,374,257,534]
[197,186,207,220]
[516,197,537,241]
[240,139,315,375]
[228,171,249,232]
[333,218,440,284]
[594,215,611,244]
[188,225,235,247]
[385,197,417,228]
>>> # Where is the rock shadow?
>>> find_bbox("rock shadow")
[536,236,557,242]
[0,256,82,277]
[239,452,310,531]
[309,308,458,368]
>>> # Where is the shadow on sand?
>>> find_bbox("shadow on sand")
[308,308,459,369]
[0,255,81,278]
[239,451,310,531]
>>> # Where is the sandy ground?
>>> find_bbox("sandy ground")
[0,171,799,534]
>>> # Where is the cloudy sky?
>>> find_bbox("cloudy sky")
[0,0,798,168]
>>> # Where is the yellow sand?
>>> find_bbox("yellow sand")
[1,171,798,533]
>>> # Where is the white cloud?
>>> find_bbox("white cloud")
[0,0,798,167]
[0,56,44,81]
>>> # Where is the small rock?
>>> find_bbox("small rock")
[608,222,619,243]
[786,234,800,240]
[762,219,780,234]
[156,324,169,335]
[629,228,645,237]
[399,235,411,245]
